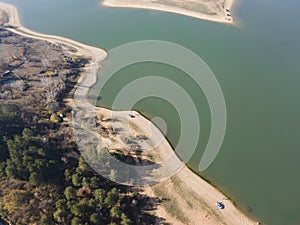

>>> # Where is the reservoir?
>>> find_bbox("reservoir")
[2,0,300,224]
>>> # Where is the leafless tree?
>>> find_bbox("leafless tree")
[40,75,66,109]
[10,79,26,92]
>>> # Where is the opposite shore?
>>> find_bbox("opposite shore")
[102,0,237,24]
[0,2,257,224]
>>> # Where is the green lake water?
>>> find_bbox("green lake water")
[2,0,300,224]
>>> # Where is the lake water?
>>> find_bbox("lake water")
[2,0,300,224]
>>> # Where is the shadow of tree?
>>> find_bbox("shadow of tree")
[128,187,170,225]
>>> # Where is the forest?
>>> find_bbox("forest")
[0,28,158,225]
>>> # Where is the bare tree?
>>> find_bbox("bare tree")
[40,74,67,113]
[10,79,26,92]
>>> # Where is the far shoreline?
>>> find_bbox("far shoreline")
[102,0,237,25]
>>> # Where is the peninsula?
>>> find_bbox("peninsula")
[102,0,235,24]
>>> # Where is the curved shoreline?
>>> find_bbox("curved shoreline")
[0,2,107,63]
[102,0,236,25]
[0,2,257,224]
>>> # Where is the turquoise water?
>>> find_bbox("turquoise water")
[2,0,300,224]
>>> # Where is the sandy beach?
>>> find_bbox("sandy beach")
[102,0,236,24]
[0,1,256,224]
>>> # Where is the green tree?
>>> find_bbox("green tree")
[121,213,132,225]
[21,128,34,142]
[110,205,121,220]
[53,209,65,223]
[90,213,103,224]
[40,215,53,224]
[5,159,17,178]
[64,186,76,200]
[78,156,92,174]
[29,172,42,185]
[71,217,83,225]
[82,177,90,187]
[104,188,119,206]
[64,168,72,182]
[71,200,90,217]
[71,203,82,217]
[72,173,81,187]
[0,162,6,176]
[56,198,67,211]
[88,198,96,209]
[90,176,101,189]
[0,104,23,143]
[94,188,105,205]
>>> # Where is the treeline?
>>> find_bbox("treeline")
[55,157,133,225]
[0,103,136,225]
[0,104,63,185]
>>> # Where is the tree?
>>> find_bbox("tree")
[90,176,101,189]
[0,104,23,139]
[0,162,6,176]
[71,203,82,217]
[110,206,121,220]
[78,156,92,174]
[22,128,34,142]
[104,188,119,206]
[5,159,17,178]
[40,215,53,224]
[72,173,81,187]
[88,198,96,209]
[64,169,72,182]
[89,213,103,224]
[71,217,83,225]
[56,198,67,211]
[121,213,132,225]
[64,186,76,200]
[29,172,42,185]
[82,177,90,187]
[71,200,91,218]
[94,188,105,204]
[4,129,48,181]
[53,209,65,223]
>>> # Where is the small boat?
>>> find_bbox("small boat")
[216,201,225,209]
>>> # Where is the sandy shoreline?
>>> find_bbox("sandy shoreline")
[102,0,236,24]
[0,2,107,63]
[0,2,256,224]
